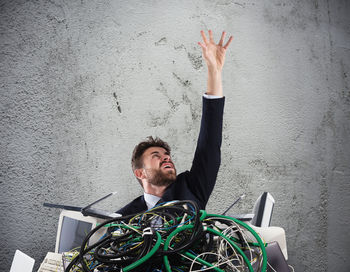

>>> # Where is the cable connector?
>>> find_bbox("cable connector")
[142,227,154,237]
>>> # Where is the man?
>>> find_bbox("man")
[117,29,233,216]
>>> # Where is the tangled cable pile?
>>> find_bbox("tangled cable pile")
[64,200,267,272]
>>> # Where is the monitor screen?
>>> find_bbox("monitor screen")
[58,216,93,253]
[55,210,111,254]
[251,192,275,227]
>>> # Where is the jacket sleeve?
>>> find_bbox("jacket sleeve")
[187,96,225,208]
[115,195,147,216]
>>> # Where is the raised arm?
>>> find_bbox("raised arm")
[198,30,233,97]
[184,30,233,209]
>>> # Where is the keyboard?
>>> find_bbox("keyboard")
[37,252,64,272]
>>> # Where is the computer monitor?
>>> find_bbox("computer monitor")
[251,192,275,227]
[55,210,107,253]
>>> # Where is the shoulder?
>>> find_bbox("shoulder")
[116,195,147,216]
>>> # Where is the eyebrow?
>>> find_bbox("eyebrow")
[150,151,170,155]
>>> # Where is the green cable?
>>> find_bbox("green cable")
[203,221,265,247]
[206,227,254,272]
[163,225,193,272]
[183,251,225,272]
[206,214,267,272]
[163,224,224,272]
[200,210,207,221]
[123,231,162,272]
[94,211,266,271]
[163,214,194,228]
[100,223,140,230]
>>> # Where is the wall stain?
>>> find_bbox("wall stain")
[262,1,320,32]
[148,82,185,127]
[156,82,180,112]
[172,72,191,87]
[173,43,202,70]
[248,158,287,179]
[233,2,245,8]
[213,0,246,8]
[340,60,350,104]
[326,0,334,64]
[179,93,200,122]
[187,52,203,70]
[174,44,186,50]
[136,31,148,37]
[317,168,328,249]
[155,37,167,46]
[293,130,304,141]
[84,142,89,159]
[314,99,336,144]
[156,82,167,96]
[189,103,199,121]
[46,14,66,24]
[113,92,122,113]
[182,93,190,104]
[147,111,171,127]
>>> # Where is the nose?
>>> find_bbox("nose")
[162,154,171,162]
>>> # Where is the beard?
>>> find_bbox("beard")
[145,167,177,187]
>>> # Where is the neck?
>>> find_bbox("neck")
[142,182,167,197]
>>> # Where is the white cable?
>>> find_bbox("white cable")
[121,221,141,234]
[188,252,241,272]
[267,261,278,272]
[204,216,262,270]
[217,225,254,271]
[221,222,254,263]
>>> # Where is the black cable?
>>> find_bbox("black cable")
[64,213,136,272]
[65,200,261,272]
[64,234,112,272]
[156,200,202,256]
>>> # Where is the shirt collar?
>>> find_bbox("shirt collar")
[143,192,161,210]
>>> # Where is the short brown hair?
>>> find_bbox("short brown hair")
[131,136,171,184]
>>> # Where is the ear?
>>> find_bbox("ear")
[134,168,146,180]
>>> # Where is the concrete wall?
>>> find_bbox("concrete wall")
[1,0,349,271]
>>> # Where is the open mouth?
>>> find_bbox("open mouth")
[161,163,174,169]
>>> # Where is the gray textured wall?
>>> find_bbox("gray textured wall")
[1,0,349,271]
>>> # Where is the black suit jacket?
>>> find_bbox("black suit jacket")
[117,96,225,215]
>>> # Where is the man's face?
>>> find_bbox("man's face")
[140,147,177,187]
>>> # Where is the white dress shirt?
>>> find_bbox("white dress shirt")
[144,192,161,210]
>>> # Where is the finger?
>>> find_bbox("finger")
[200,30,208,44]
[197,41,206,49]
[223,35,233,50]
[218,31,226,46]
[208,29,214,43]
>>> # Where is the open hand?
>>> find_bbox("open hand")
[198,30,233,72]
